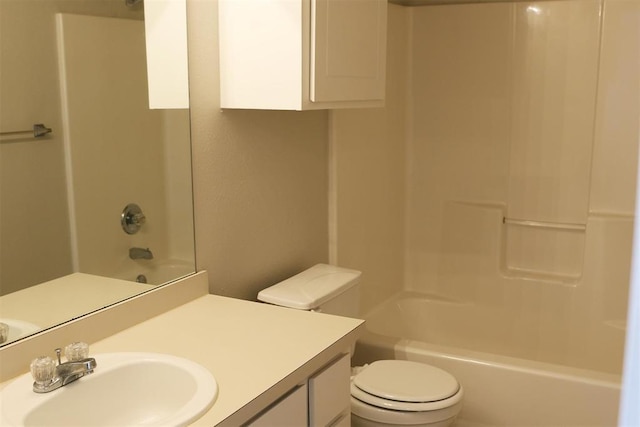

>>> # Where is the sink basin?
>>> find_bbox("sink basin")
[0,352,218,426]
[0,319,41,342]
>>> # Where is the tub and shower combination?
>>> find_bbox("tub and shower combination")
[333,0,635,424]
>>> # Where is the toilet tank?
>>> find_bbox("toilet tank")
[257,264,361,318]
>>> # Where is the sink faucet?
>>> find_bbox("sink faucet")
[30,343,97,393]
[129,247,153,260]
[55,355,97,387]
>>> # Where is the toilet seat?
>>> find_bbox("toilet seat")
[351,360,463,412]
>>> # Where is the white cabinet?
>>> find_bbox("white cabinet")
[219,0,387,111]
[248,353,351,426]
[144,0,189,108]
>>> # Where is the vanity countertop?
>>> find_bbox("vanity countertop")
[88,294,364,426]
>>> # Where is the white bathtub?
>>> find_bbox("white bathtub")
[352,291,621,426]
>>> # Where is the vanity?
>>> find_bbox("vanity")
[0,271,364,426]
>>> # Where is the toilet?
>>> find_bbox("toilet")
[257,264,464,427]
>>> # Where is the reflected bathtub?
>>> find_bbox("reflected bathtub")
[353,291,621,426]
[112,259,194,286]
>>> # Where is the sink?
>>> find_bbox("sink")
[0,319,41,342]
[0,352,218,427]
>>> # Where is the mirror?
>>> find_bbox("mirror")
[0,0,195,346]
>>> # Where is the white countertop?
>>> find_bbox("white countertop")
[88,294,364,426]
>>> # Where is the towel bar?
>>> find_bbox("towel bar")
[0,123,52,140]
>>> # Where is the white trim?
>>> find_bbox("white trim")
[618,12,640,423]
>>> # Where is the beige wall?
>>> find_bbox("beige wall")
[187,1,329,301]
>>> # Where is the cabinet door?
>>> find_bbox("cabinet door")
[308,353,351,426]
[218,0,304,110]
[249,383,308,426]
[310,0,387,103]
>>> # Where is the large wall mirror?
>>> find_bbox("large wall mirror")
[0,0,195,346]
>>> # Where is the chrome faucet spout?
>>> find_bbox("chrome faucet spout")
[129,247,153,260]
[58,358,97,386]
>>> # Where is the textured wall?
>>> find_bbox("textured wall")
[187,0,330,301]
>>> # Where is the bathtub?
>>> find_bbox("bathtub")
[352,291,621,426]
[111,259,194,286]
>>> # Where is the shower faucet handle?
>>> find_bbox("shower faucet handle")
[131,212,146,226]
[121,203,146,234]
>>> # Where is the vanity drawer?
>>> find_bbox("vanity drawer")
[248,383,308,426]
[308,353,351,426]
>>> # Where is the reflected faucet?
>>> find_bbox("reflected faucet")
[129,247,153,260]
[0,322,8,344]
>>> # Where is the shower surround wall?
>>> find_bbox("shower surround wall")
[332,0,639,374]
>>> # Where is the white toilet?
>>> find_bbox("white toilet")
[258,264,464,427]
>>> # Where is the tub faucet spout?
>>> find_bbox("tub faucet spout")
[129,247,153,260]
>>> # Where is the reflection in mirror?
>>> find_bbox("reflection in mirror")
[0,0,195,346]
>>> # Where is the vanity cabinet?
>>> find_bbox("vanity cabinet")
[309,353,351,426]
[218,0,387,111]
[249,353,351,426]
[249,383,309,426]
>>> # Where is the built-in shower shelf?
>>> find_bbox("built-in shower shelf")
[501,216,586,285]
[501,266,581,286]
[503,217,586,231]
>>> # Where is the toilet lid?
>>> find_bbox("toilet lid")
[353,360,459,403]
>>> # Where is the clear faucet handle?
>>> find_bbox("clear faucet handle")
[64,341,90,361]
[30,356,56,385]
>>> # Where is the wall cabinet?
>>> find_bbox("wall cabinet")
[219,0,387,111]
[248,353,351,426]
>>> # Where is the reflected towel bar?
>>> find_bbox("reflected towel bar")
[503,217,586,231]
[0,124,53,140]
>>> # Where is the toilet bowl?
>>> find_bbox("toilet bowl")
[350,360,463,426]
[258,264,464,426]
